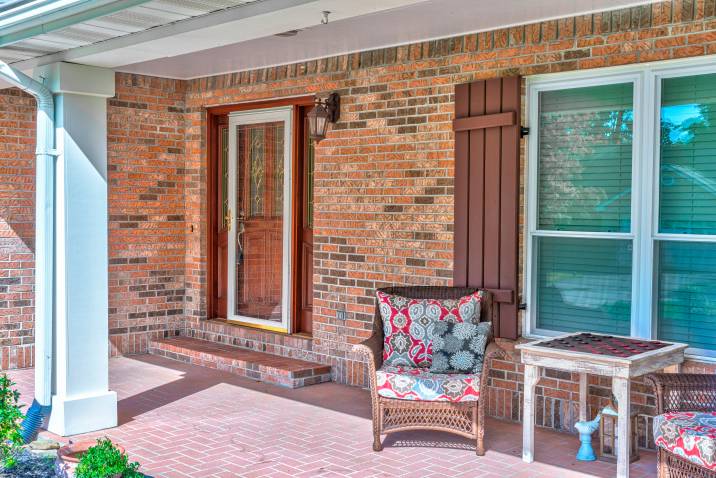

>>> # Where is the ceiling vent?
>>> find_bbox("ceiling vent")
[274,29,301,38]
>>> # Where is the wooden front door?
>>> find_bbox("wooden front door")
[216,118,231,317]
[297,113,314,333]
[212,117,229,318]
[209,98,315,332]
[235,121,284,321]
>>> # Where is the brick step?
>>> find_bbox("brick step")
[148,336,331,388]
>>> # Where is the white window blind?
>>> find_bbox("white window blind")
[538,84,633,233]
[528,61,716,358]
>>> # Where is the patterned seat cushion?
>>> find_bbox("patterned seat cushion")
[377,290,485,368]
[653,411,716,471]
[375,365,480,402]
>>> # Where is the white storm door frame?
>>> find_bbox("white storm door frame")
[227,106,293,332]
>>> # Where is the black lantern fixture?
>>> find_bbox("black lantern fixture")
[308,92,340,142]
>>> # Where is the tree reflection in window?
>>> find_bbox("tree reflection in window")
[659,73,715,235]
[537,83,634,233]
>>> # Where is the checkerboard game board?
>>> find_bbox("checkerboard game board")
[536,332,669,358]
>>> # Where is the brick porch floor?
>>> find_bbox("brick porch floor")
[8,356,657,477]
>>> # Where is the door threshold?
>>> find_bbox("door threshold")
[205,318,312,339]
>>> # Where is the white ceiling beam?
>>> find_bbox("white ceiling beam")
[0,0,151,47]
[9,0,322,70]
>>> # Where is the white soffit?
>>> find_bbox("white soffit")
[5,0,659,82]
[117,0,659,79]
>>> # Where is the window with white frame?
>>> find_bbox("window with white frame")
[526,59,716,358]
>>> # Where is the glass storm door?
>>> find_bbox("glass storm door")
[227,107,292,332]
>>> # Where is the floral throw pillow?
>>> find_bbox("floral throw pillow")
[377,290,484,368]
[430,321,492,374]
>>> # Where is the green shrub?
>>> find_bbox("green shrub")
[75,438,142,478]
[0,374,24,468]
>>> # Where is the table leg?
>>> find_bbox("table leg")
[522,364,540,463]
[579,372,588,422]
[612,376,631,478]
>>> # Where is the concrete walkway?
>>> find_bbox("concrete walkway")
[8,356,657,477]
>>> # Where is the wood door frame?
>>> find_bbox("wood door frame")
[293,105,313,335]
[206,96,314,333]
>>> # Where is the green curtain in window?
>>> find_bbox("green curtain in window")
[659,73,716,235]
[657,241,716,350]
[538,83,633,232]
[535,236,632,335]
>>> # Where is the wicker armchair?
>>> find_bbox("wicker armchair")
[645,373,716,478]
[354,286,504,455]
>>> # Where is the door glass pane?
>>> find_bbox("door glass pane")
[657,241,716,351]
[273,128,284,216]
[305,127,315,229]
[537,83,634,232]
[220,126,229,229]
[659,73,716,234]
[235,122,284,322]
[248,127,265,217]
[535,236,632,335]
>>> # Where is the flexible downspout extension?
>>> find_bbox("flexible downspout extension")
[0,62,55,442]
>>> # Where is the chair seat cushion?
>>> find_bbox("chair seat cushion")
[375,365,480,402]
[653,411,716,471]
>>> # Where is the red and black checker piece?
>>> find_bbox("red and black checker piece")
[538,332,669,358]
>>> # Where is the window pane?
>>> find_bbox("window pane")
[657,241,716,351]
[659,73,716,234]
[538,83,633,232]
[535,237,632,335]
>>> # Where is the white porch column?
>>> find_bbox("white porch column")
[35,62,117,436]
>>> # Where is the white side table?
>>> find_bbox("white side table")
[516,332,687,478]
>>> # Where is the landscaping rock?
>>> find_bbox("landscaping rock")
[0,450,54,478]
[27,441,59,452]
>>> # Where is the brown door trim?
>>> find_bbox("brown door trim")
[292,106,314,335]
[206,96,314,330]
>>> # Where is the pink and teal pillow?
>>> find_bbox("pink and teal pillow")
[377,290,484,368]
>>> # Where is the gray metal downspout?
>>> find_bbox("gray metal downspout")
[0,62,55,442]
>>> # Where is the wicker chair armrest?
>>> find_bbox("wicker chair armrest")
[354,334,383,375]
[484,341,507,361]
[645,373,716,414]
[480,341,508,390]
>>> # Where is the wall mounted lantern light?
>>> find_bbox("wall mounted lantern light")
[308,92,340,142]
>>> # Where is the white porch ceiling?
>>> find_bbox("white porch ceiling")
[121,0,659,80]
[1,0,658,83]
[0,1,261,63]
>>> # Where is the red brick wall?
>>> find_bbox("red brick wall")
[0,88,36,369]
[180,0,716,443]
[107,74,187,354]
[184,0,716,381]
[0,76,188,365]
[0,0,715,444]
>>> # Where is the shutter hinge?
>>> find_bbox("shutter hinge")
[518,303,527,310]
[520,126,530,137]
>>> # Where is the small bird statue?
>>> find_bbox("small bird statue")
[574,413,602,461]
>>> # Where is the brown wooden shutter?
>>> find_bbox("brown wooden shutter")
[453,76,521,339]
